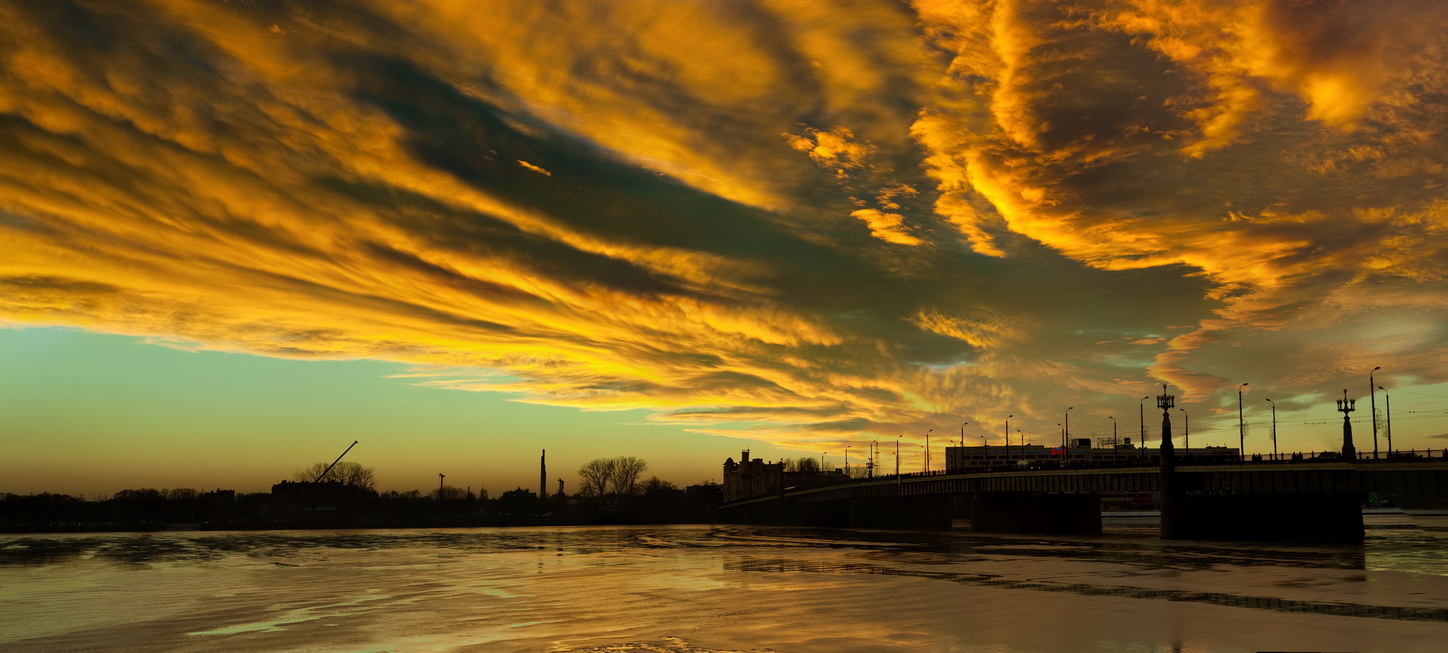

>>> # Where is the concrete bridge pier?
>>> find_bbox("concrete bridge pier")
[970,492,1102,534]
[1161,493,1364,543]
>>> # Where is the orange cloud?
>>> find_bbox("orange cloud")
[1,0,1446,456]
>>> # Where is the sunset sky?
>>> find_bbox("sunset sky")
[3,0,1448,497]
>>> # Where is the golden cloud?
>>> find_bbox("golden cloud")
[1,0,1446,453]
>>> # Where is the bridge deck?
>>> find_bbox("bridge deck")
[721,461,1448,509]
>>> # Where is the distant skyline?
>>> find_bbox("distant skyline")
[3,1,1448,497]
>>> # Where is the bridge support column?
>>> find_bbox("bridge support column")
[970,493,1102,534]
[1162,493,1364,543]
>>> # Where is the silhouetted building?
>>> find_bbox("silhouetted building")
[723,450,781,502]
[723,450,846,501]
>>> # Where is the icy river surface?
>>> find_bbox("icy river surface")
[4,516,1448,652]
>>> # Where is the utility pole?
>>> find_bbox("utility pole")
[1369,366,1381,460]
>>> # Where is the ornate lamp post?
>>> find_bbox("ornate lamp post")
[1157,384,1175,468]
[1337,389,1356,460]
[1237,382,1249,461]
[1369,366,1381,460]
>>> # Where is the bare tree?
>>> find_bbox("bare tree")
[578,458,617,497]
[791,457,820,473]
[611,456,648,495]
[292,461,377,490]
[640,476,678,495]
[577,456,650,496]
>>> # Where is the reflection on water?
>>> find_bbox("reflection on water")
[1,516,1446,652]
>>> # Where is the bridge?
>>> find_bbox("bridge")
[719,457,1448,542]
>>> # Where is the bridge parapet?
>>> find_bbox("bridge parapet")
[719,460,1448,542]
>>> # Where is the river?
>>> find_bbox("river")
[3,514,1448,652]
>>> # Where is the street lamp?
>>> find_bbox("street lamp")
[1380,386,1393,454]
[1004,415,1013,462]
[1178,408,1188,452]
[895,435,902,482]
[1108,415,1117,463]
[1370,366,1381,460]
[925,429,933,473]
[845,445,851,477]
[1139,396,1150,459]
[1237,382,1249,461]
[1064,407,1074,453]
[1265,398,1277,460]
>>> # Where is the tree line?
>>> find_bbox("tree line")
[3,456,721,530]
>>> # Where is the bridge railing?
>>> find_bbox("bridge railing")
[727,449,1448,502]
